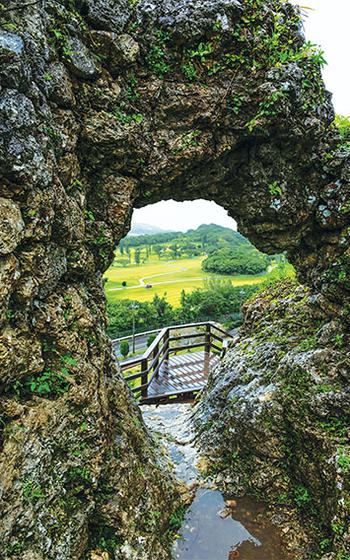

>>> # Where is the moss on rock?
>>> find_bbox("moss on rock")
[194,279,350,558]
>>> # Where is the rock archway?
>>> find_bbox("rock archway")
[0,0,349,558]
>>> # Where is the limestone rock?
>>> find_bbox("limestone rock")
[0,255,20,325]
[0,198,24,255]
[137,0,243,40]
[194,281,350,556]
[65,37,99,80]
[44,62,76,107]
[84,0,131,32]
[0,0,349,558]
[0,327,44,386]
[91,31,139,73]
[0,30,30,89]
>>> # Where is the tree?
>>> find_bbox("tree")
[134,248,141,265]
[202,247,268,275]
[154,245,162,259]
[120,340,130,358]
[170,243,179,259]
[152,294,173,323]
[122,281,127,287]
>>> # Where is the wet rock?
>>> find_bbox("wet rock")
[0,198,25,254]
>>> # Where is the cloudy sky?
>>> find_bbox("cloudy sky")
[133,0,350,232]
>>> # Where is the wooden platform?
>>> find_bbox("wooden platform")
[117,322,233,406]
[143,351,220,404]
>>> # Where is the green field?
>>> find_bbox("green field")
[105,255,267,306]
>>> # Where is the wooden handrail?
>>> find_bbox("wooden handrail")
[119,321,233,399]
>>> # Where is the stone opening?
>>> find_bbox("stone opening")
[1,0,350,558]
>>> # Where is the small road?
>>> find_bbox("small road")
[107,276,204,292]
[139,267,188,286]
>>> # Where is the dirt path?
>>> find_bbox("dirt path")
[107,275,204,291]
[139,267,188,286]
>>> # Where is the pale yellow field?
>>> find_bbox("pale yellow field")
[105,255,266,306]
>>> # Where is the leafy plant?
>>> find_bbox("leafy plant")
[229,93,245,115]
[181,62,197,81]
[298,336,317,351]
[187,41,213,63]
[246,91,286,132]
[26,370,68,397]
[335,114,350,142]
[147,334,157,346]
[22,480,44,501]
[89,524,121,554]
[120,340,130,358]
[113,109,143,124]
[268,181,283,197]
[168,505,186,533]
[294,484,311,509]
[337,450,350,473]
[146,29,171,76]
[173,129,202,154]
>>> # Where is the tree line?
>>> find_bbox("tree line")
[108,280,259,339]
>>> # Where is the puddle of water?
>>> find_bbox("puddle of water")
[173,489,292,560]
[141,406,292,560]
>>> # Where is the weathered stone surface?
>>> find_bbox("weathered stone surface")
[194,281,350,558]
[0,0,349,558]
[0,255,20,325]
[0,198,24,254]
[84,0,131,32]
[90,31,139,73]
[44,62,76,107]
[137,0,243,40]
[65,38,99,80]
[0,327,44,385]
[0,30,30,89]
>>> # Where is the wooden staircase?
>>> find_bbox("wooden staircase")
[113,322,233,405]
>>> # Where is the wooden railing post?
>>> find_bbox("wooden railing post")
[205,324,211,355]
[164,329,170,373]
[141,358,148,399]
[204,324,211,376]
[153,342,159,378]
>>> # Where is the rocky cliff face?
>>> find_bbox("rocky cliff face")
[0,0,350,558]
[194,280,350,558]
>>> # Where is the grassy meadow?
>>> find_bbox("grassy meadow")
[104,253,267,306]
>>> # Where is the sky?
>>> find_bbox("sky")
[133,0,350,233]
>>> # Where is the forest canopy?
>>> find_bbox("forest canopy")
[202,247,270,275]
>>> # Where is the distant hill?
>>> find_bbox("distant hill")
[121,223,247,251]
[116,223,277,272]
[129,223,173,236]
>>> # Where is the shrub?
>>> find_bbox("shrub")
[120,341,130,358]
